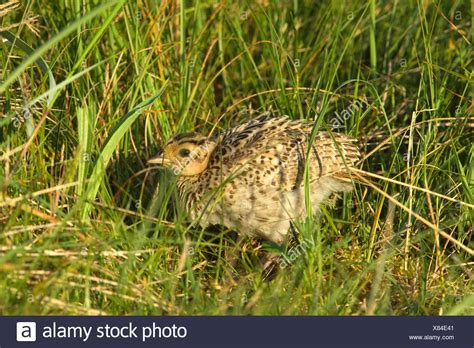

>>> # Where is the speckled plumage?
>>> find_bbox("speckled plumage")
[149,115,360,245]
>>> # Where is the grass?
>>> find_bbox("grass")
[0,0,473,315]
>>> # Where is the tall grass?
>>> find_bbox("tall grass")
[0,0,472,315]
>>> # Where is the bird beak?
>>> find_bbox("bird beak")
[148,151,165,165]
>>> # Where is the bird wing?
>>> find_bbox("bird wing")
[210,115,360,192]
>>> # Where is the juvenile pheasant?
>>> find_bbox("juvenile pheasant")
[149,114,360,245]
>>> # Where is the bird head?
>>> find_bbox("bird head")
[148,132,217,176]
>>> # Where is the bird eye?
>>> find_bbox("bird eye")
[179,148,191,157]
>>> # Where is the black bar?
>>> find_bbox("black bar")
[3,316,472,348]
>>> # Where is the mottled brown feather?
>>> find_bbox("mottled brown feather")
[156,115,361,244]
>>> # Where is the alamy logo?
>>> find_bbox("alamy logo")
[16,322,37,342]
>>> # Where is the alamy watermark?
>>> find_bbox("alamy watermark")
[278,237,315,269]
[172,141,214,176]
[11,95,47,129]
[330,98,367,128]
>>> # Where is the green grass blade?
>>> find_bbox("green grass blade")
[0,1,119,94]
[80,80,169,220]
[0,30,56,105]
